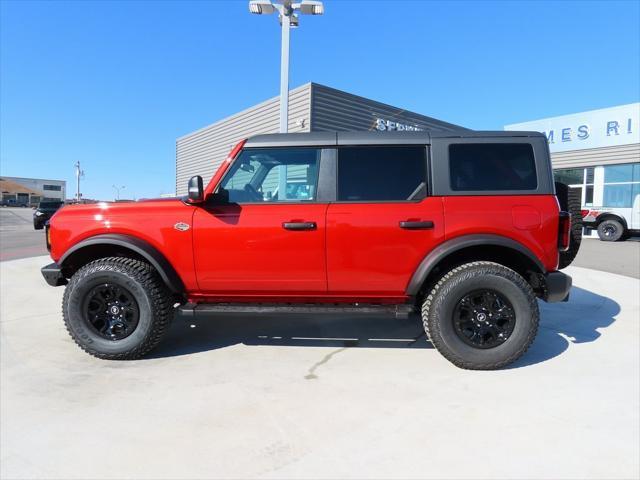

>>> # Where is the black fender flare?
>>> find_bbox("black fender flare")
[405,234,546,296]
[59,234,185,294]
[596,213,628,229]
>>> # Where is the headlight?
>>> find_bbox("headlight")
[35,211,44,216]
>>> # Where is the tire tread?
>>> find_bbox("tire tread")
[421,261,539,370]
[62,257,172,360]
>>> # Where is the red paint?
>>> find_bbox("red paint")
[326,199,445,295]
[192,203,328,293]
[443,195,560,271]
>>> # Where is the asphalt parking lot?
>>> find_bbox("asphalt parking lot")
[1,207,639,479]
[0,207,48,261]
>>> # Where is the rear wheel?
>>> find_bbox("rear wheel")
[422,261,539,370]
[62,257,173,359]
[597,219,624,242]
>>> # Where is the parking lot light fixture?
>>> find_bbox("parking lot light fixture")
[248,0,324,133]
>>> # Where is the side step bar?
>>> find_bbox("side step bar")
[177,303,416,320]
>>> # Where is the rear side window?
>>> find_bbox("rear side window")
[449,143,537,191]
[337,146,427,201]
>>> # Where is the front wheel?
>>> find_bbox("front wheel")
[422,262,539,370]
[62,257,173,359]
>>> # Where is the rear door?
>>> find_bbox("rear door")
[326,145,445,297]
[193,147,330,294]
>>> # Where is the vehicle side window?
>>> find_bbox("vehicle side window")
[449,143,537,191]
[219,148,320,203]
[337,146,427,202]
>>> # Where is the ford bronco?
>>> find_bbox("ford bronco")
[41,131,579,369]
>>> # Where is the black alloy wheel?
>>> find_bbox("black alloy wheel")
[63,257,173,360]
[453,289,516,349]
[83,283,140,340]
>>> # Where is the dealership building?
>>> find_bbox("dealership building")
[506,103,640,209]
[175,82,465,195]
[176,84,639,216]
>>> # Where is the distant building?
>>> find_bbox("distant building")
[0,176,66,207]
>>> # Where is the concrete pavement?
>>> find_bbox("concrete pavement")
[1,256,638,479]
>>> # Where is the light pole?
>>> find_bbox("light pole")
[249,0,324,133]
[112,185,125,201]
[75,161,84,203]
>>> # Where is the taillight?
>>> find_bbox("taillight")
[580,209,589,218]
[558,211,571,251]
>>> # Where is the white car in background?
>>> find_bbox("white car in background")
[582,193,640,241]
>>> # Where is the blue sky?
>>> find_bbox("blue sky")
[1,0,639,200]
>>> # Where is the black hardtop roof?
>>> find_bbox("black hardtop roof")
[244,130,546,148]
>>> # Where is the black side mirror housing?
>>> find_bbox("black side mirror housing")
[187,176,204,203]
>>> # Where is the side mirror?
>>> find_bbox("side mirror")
[187,176,204,203]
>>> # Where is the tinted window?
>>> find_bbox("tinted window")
[449,143,537,191]
[554,168,584,185]
[337,146,426,201]
[220,148,320,203]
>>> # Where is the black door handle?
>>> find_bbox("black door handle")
[399,220,434,230]
[283,221,317,231]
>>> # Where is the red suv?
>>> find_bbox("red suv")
[42,131,578,369]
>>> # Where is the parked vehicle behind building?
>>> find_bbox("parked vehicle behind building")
[41,131,579,370]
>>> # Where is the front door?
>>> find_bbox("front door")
[193,146,328,295]
[326,145,445,296]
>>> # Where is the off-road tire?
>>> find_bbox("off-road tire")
[597,219,624,242]
[555,182,582,269]
[62,257,173,360]
[422,261,539,370]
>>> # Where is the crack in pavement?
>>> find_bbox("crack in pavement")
[304,347,348,380]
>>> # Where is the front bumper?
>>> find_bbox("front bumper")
[41,262,67,287]
[544,271,572,303]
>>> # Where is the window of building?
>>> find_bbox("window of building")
[602,184,640,208]
[603,164,640,184]
[449,143,537,191]
[219,148,320,203]
[554,168,584,185]
[602,162,640,208]
[43,184,62,191]
[337,146,426,201]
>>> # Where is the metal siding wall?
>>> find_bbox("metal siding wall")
[175,84,311,195]
[309,83,464,133]
[551,143,640,169]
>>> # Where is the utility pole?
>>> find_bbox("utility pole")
[75,161,84,203]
